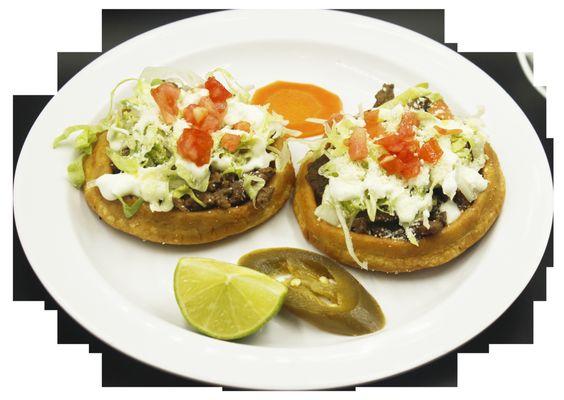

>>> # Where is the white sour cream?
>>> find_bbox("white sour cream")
[224,99,266,128]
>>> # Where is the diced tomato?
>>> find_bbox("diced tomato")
[220,133,242,152]
[199,114,220,133]
[397,147,418,163]
[151,82,180,124]
[348,128,368,161]
[198,96,227,119]
[364,110,386,138]
[205,76,232,103]
[192,106,209,124]
[419,138,443,164]
[177,128,214,166]
[402,160,421,179]
[183,100,222,133]
[377,134,404,153]
[377,133,419,155]
[434,125,462,135]
[428,99,453,120]
[214,100,228,116]
[183,104,197,124]
[378,155,421,179]
[183,104,210,125]
[379,155,405,176]
[233,121,251,132]
[397,111,420,137]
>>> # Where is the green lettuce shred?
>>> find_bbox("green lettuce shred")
[117,196,144,219]
[172,184,206,208]
[379,84,442,110]
[67,154,86,188]
[106,149,139,174]
[242,174,266,204]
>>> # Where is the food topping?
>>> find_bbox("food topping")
[418,138,443,164]
[307,83,489,266]
[151,82,180,124]
[55,67,292,216]
[428,99,453,120]
[348,128,368,161]
[363,110,386,138]
[204,76,233,103]
[373,83,395,107]
[220,133,242,152]
[177,128,214,166]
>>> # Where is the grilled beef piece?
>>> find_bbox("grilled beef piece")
[408,96,432,111]
[351,213,370,234]
[373,83,395,107]
[252,166,276,182]
[255,186,275,208]
[453,191,472,210]
[305,155,330,204]
[174,167,276,212]
[412,211,447,237]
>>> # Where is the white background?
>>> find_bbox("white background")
[2,0,561,398]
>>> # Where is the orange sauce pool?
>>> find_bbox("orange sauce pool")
[251,81,342,138]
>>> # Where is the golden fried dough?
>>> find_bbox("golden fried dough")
[83,134,295,244]
[293,144,505,273]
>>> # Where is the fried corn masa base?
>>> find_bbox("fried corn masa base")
[83,133,295,245]
[293,144,505,273]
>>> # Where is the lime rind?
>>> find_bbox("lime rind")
[174,257,287,340]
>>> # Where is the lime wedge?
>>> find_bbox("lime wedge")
[174,257,288,340]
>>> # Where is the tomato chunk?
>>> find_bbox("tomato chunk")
[151,82,180,124]
[233,121,251,132]
[428,99,453,120]
[220,133,242,152]
[419,138,443,164]
[378,134,404,153]
[348,128,368,161]
[379,155,404,175]
[199,114,220,133]
[397,111,420,137]
[177,128,213,166]
[402,160,421,179]
[183,99,222,134]
[205,76,232,103]
[364,110,386,138]
[379,155,421,179]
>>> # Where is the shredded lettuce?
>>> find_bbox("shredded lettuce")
[117,196,144,218]
[106,149,139,174]
[67,154,86,188]
[267,141,291,171]
[404,226,419,246]
[140,66,203,88]
[379,84,442,110]
[146,143,171,166]
[54,125,103,187]
[334,202,368,270]
[172,184,206,208]
[242,174,266,204]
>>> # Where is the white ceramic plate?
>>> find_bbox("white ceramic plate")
[14,10,552,390]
